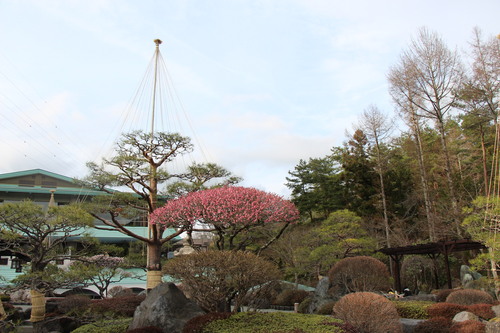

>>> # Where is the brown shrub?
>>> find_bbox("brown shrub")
[328,256,391,294]
[467,303,495,320]
[58,295,91,315]
[449,320,486,333]
[182,312,233,333]
[427,303,468,320]
[446,289,494,306]
[435,289,456,302]
[414,316,452,333]
[333,292,402,333]
[273,289,310,306]
[90,295,145,317]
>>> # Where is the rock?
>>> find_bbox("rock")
[307,277,337,314]
[400,318,424,333]
[492,305,500,318]
[460,265,482,286]
[486,320,500,333]
[129,282,205,333]
[453,311,479,323]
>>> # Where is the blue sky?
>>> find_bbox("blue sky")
[1,0,499,196]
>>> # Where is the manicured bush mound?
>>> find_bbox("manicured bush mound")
[316,301,336,315]
[427,303,468,320]
[333,292,402,333]
[182,312,233,333]
[468,303,496,320]
[58,295,91,315]
[414,316,452,333]
[393,300,432,319]
[446,289,494,306]
[297,296,312,314]
[328,256,391,294]
[273,289,311,306]
[127,326,163,333]
[449,320,486,333]
[435,289,455,303]
[72,318,132,333]
[203,312,344,333]
[89,295,145,318]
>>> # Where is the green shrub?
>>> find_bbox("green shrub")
[297,297,312,314]
[89,295,145,318]
[315,301,336,315]
[427,303,468,320]
[127,327,163,333]
[72,318,132,333]
[273,289,311,306]
[414,316,452,333]
[333,292,402,333]
[393,300,433,319]
[203,312,344,333]
[449,320,486,333]
[182,312,233,333]
[446,289,494,306]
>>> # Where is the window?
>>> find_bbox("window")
[0,258,8,265]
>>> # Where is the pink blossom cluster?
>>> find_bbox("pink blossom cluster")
[151,186,299,228]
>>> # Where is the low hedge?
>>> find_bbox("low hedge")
[203,312,344,333]
[393,300,433,319]
[71,318,132,333]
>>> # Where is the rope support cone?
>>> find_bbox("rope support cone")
[146,270,162,290]
[30,289,45,322]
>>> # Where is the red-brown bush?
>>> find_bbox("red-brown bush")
[467,303,495,320]
[427,303,468,320]
[446,289,494,306]
[449,320,486,333]
[333,292,402,333]
[90,295,145,317]
[414,316,452,333]
[328,256,391,294]
[182,312,233,333]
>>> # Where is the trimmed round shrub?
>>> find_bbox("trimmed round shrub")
[435,289,456,303]
[273,289,310,306]
[297,297,312,314]
[182,312,233,333]
[127,327,163,333]
[427,303,468,320]
[89,295,145,318]
[449,320,486,333]
[393,300,432,319]
[316,301,336,315]
[58,295,91,315]
[468,304,495,320]
[333,292,402,333]
[328,256,391,294]
[414,316,452,333]
[446,289,494,306]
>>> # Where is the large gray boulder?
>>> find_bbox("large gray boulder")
[307,277,337,314]
[129,283,205,333]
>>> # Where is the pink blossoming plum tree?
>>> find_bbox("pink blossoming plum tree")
[151,186,300,252]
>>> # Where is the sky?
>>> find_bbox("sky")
[0,0,499,197]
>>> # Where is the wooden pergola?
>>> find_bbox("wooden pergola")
[378,239,486,292]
